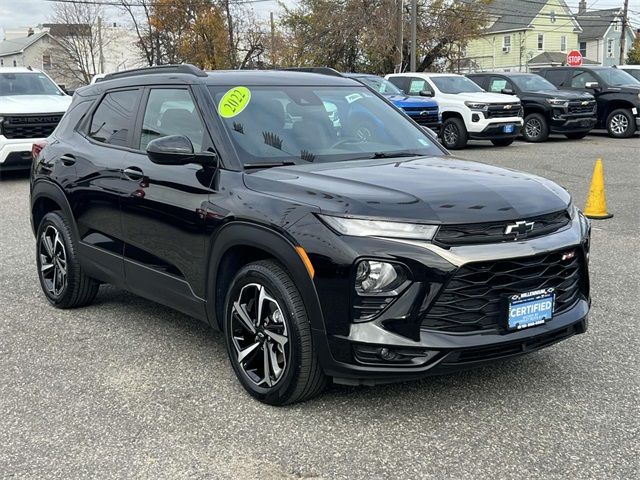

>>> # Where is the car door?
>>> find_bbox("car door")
[567,69,606,118]
[66,88,142,286]
[118,85,218,318]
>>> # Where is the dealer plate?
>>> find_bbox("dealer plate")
[503,124,514,134]
[507,288,555,331]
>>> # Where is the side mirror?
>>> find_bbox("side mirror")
[419,90,434,97]
[585,81,600,90]
[146,135,217,166]
[501,88,515,95]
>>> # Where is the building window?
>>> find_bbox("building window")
[550,10,556,23]
[607,38,614,57]
[614,20,621,32]
[560,36,567,52]
[503,35,511,52]
[538,34,544,51]
[0,59,3,67]
[13,60,17,67]
[42,54,51,69]
[579,41,587,57]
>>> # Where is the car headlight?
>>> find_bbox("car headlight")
[355,260,407,295]
[464,101,488,110]
[546,98,569,107]
[0,116,4,134]
[318,214,438,240]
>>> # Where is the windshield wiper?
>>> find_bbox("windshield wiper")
[243,161,298,170]
[348,151,422,161]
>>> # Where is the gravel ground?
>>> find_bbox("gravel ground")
[0,132,638,479]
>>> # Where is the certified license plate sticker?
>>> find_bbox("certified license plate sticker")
[503,124,514,134]
[507,289,555,331]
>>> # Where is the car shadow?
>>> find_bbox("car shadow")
[0,170,30,181]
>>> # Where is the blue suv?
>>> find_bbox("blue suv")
[345,73,441,132]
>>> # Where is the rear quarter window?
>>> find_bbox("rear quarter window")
[88,89,141,147]
[53,99,94,139]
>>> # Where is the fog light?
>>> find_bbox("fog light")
[355,260,407,295]
[472,113,480,122]
[378,347,396,360]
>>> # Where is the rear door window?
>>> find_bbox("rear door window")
[88,89,141,147]
[543,69,568,87]
[387,76,409,93]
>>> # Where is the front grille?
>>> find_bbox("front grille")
[1,114,63,139]
[486,104,520,118]
[402,106,439,125]
[435,210,571,247]
[568,100,596,115]
[421,250,583,333]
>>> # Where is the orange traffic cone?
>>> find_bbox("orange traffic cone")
[583,159,613,219]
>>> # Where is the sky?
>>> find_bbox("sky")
[0,0,637,38]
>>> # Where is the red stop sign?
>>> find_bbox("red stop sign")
[567,50,583,67]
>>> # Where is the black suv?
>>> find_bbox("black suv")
[537,66,640,138]
[467,72,597,142]
[30,65,591,405]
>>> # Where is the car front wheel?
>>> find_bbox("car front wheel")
[522,113,549,142]
[441,117,468,149]
[223,260,326,405]
[606,109,636,138]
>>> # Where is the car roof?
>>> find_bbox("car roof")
[468,72,534,77]
[389,72,462,78]
[0,67,43,74]
[205,70,358,86]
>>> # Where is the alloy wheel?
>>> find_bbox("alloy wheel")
[610,114,629,135]
[39,225,67,297]
[230,283,289,388]
[443,123,458,145]
[525,118,542,139]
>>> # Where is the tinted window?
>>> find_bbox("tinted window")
[466,76,487,89]
[542,69,567,87]
[570,70,598,88]
[89,89,140,147]
[139,89,206,151]
[622,69,640,81]
[510,74,556,91]
[357,76,404,95]
[387,76,409,93]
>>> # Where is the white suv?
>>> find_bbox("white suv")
[386,72,523,149]
[0,67,72,170]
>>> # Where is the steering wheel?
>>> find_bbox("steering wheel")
[330,136,365,149]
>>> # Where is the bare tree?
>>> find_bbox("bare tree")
[48,1,107,86]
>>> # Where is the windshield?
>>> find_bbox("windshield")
[356,76,404,95]
[596,68,640,86]
[0,72,63,96]
[431,76,484,94]
[209,85,441,166]
[510,74,557,91]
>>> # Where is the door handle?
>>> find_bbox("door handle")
[60,154,76,166]
[123,167,144,180]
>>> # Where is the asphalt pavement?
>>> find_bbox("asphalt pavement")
[0,131,638,479]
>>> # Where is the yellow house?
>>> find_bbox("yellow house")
[464,0,585,72]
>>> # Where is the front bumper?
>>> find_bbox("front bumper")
[468,121,523,140]
[303,211,591,384]
[0,135,38,169]
[549,115,597,133]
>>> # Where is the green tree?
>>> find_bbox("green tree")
[627,36,640,65]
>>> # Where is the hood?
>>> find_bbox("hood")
[244,157,570,224]
[383,94,438,108]
[444,91,519,103]
[526,90,594,101]
[0,95,72,115]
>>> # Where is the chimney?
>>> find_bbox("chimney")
[578,0,587,15]
[27,27,34,37]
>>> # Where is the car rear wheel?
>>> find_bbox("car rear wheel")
[441,117,468,149]
[565,132,589,140]
[606,109,636,138]
[522,113,549,142]
[223,260,326,405]
[36,211,99,308]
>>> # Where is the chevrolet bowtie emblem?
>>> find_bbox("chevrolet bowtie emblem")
[503,105,512,109]
[504,220,535,236]
[581,101,589,105]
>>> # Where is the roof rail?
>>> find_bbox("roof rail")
[103,64,208,81]
[280,67,345,77]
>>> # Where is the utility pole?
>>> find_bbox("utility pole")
[410,0,417,71]
[395,0,404,72]
[270,12,276,68]
[97,16,105,75]
[619,0,629,65]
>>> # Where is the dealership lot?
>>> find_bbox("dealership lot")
[0,134,638,479]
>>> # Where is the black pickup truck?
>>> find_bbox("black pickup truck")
[537,66,640,138]
[467,72,597,142]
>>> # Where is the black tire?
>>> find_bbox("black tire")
[565,131,589,140]
[36,211,99,308]
[606,109,636,138]
[491,138,515,147]
[441,117,468,149]
[223,260,326,405]
[522,113,549,142]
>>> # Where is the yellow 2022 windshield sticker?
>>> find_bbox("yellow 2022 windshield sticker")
[218,86,251,118]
